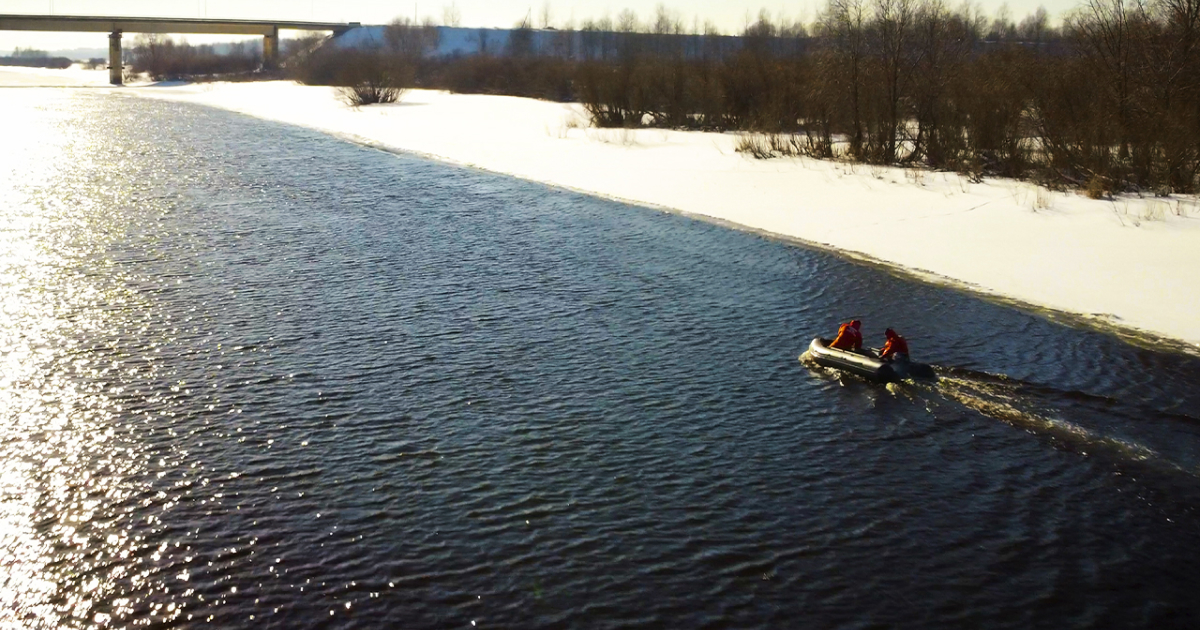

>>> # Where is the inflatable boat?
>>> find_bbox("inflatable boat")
[802,337,934,383]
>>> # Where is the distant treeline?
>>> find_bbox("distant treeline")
[130,35,262,80]
[1,47,72,69]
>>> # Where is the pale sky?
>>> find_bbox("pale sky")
[3,0,1080,53]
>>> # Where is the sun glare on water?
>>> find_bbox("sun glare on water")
[0,90,166,627]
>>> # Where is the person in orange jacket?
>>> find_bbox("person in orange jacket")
[829,319,863,352]
[878,328,909,361]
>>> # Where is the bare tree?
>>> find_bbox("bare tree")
[1068,0,1144,159]
[910,0,974,166]
[819,0,870,156]
[872,0,920,162]
[385,17,439,59]
[986,3,1018,40]
[1017,6,1050,42]
[617,9,640,33]
[443,2,462,27]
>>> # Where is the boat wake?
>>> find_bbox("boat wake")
[800,348,1200,479]
[897,365,1200,479]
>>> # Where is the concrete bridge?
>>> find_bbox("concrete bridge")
[0,14,358,84]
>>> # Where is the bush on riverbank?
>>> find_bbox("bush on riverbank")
[292,19,426,105]
[332,50,412,106]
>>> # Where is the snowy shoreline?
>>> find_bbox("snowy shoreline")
[5,66,1199,352]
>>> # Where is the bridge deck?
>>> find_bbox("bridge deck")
[0,14,355,36]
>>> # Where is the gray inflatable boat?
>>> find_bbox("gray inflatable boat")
[803,337,934,383]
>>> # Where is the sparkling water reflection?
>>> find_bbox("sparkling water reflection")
[1,90,1199,629]
[1,92,165,624]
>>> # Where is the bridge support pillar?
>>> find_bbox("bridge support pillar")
[263,26,279,70]
[108,30,122,85]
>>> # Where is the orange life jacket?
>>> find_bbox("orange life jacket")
[879,335,909,360]
[829,322,862,351]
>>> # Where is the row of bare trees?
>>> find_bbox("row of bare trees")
[292,19,576,101]
[564,0,1200,193]
[130,35,261,80]
[1055,0,1200,192]
[286,0,1199,193]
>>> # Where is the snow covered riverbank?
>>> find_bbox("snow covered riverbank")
[6,67,1199,351]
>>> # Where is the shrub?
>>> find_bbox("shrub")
[338,82,405,106]
[293,47,413,106]
[334,52,411,106]
[736,133,777,158]
[292,43,419,106]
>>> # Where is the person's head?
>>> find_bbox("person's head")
[885,328,897,339]
[850,320,861,329]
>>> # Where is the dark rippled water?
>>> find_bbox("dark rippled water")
[3,90,1200,629]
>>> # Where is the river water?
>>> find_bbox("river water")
[2,90,1199,629]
